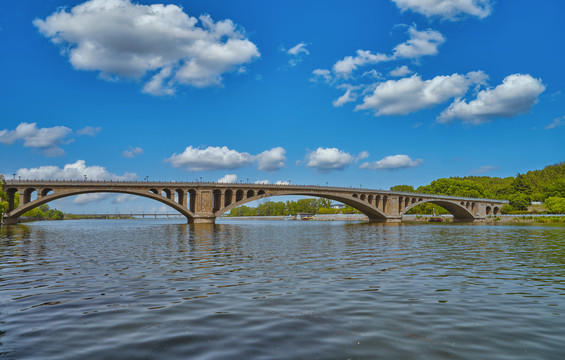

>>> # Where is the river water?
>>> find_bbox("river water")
[1,219,564,359]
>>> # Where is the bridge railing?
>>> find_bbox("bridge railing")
[3,179,508,203]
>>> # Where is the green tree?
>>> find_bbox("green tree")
[509,193,530,211]
[417,178,487,198]
[390,185,415,192]
[545,197,565,214]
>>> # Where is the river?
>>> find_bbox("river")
[1,219,564,359]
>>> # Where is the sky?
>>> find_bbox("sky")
[1,0,564,214]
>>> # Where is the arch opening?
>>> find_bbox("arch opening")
[5,189,194,221]
[236,190,244,202]
[225,190,233,207]
[213,189,222,213]
[188,189,196,212]
[215,191,388,222]
[175,189,184,206]
[403,200,475,221]
[41,188,54,197]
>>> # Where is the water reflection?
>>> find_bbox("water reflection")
[1,220,564,359]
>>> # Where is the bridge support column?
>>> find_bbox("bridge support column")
[189,213,216,224]
[3,216,19,225]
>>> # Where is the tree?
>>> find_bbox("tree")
[545,197,565,214]
[509,194,530,211]
[390,185,415,192]
[417,178,487,198]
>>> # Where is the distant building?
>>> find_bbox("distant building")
[331,203,345,209]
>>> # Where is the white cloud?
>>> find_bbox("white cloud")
[389,65,413,77]
[275,180,290,185]
[438,74,546,124]
[392,27,445,59]
[356,71,487,115]
[287,42,309,56]
[112,194,138,203]
[358,151,370,159]
[256,147,286,171]
[34,0,260,95]
[331,26,444,78]
[333,89,357,107]
[362,69,382,80]
[73,193,113,205]
[218,174,238,183]
[76,126,101,136]
[311,69,332,83]
[333,50,389,78]
[15,160,137,180]
[283,42,310,66]
[122,146,144,158]
[545,115,565,130]
[392,0,492,21]
[305,147,356,171]
[166,146,254,171]
[360,154,422,170]
[255,179,270,184]
[166,146,287,172]
[0,122,72,157]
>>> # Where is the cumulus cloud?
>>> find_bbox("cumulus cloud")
[331,26,444,78]
[275,180,290,185]
[34,0,260,95]
[305,147,358,171]
[389,65,413,77]
[545,115,565,130]
[166,146,254,171]
[15,160,137,180]
[333,50,389,78]
[0,122,72,157]
[255,179,270,184]
[392,0,492,21]
[392,27,445,59]
[122,146,144,158]
[256,147,286,171]
[166,146,287,172]
[437,74,546,124]
[218,174,238,183]
[360,154,422,170]
[356,71,487,115]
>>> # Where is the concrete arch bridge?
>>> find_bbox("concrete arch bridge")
[2,180,508,224]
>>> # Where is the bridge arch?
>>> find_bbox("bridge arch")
[214,190,388,221]
[402,199,475,221]
[5,188,195,220]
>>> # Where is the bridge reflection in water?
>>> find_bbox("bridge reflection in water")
[2,180,507,224]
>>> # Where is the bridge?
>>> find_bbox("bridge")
[2,180,508,225]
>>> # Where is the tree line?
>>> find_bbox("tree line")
[391,162,565,214]
[228,198,361,217]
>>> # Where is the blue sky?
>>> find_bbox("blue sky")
[1,0,564,213]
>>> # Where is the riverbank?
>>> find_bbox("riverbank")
[223,214,565,223]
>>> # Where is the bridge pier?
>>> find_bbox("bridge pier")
[189,213,216,224]
[2,216,19,225]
